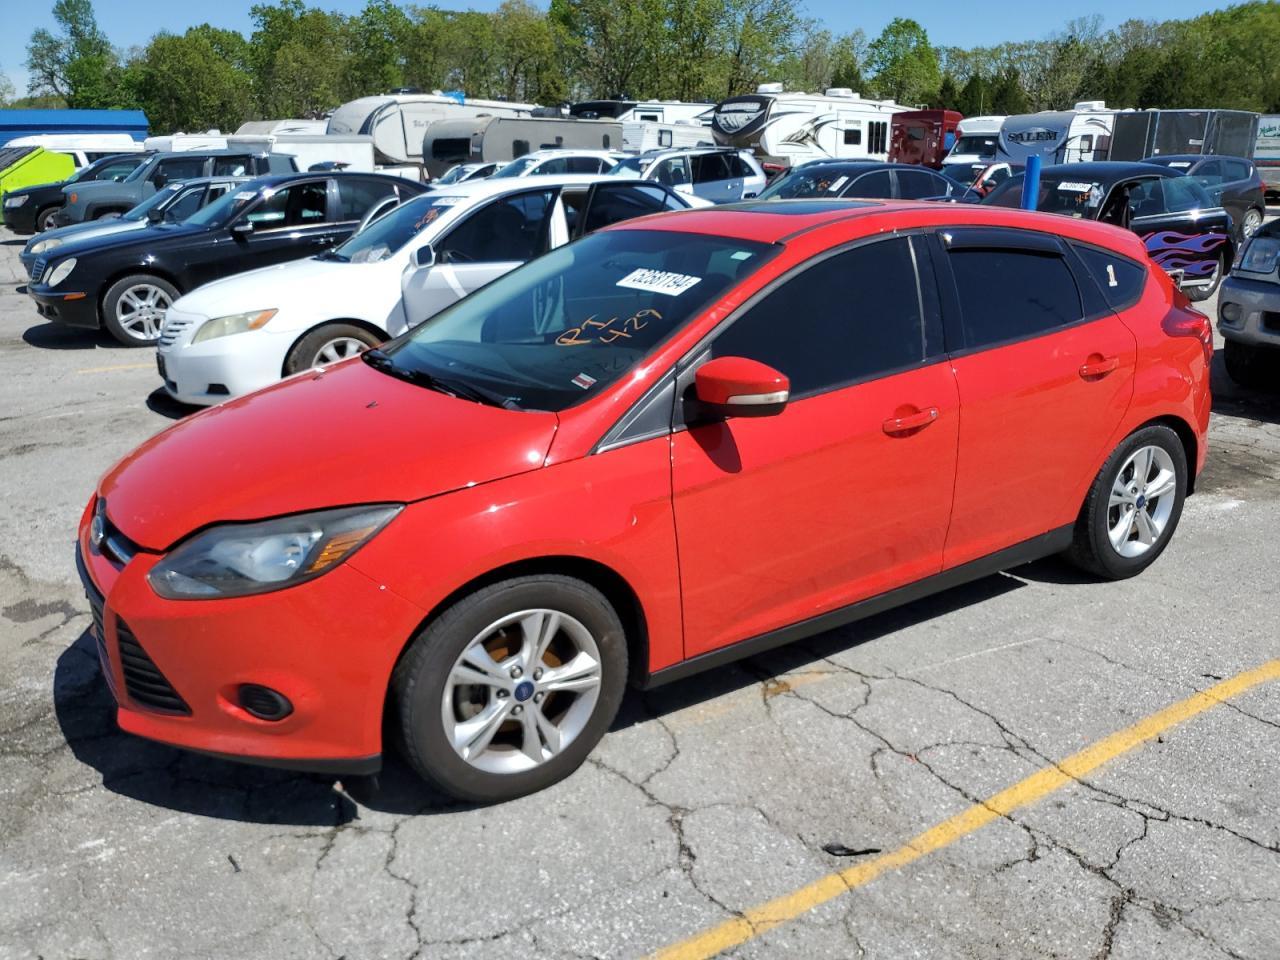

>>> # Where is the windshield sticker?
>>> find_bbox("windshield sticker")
[571,373,597,390]
[730,250,754,260]
[233,191,257,201]
[616,268,701,297]
[1170,161,1192,169]
[1057,182,1094,193]
[430,197,463,206]
[556,309,660,346]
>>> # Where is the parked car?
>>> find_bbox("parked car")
[756,160,977,202]
[433,162,500,185]
[78,200,1209,801]
[53,150,296,227]
[984,161,1235,301]
[490,150,624,178]
[1142,154,1267,240]
[1216,222,1280,387]
[939,160,1018,198]
[20,177,249,279]
[28,172,425,346]
[156,175,711,404]
[3,153,149,233]
[607,147,767,202]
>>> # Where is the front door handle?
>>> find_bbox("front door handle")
[1079,355,1120,378]
[882,407,939,434]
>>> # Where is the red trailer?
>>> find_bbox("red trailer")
[889,109,962,169]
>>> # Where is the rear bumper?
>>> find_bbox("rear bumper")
[1218,275,1280,347]
[29,285,99,329]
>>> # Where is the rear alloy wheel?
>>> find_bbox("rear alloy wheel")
[1065,425,1187,580]
[284,322,382,375]
[36,206,60,232]
[1242,208,1263,239]
[392,575,628,802]
[1223,339,1279,390]
[102,274,180,346]
[1183,251,1226,302]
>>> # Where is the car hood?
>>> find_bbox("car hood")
[99,358,559,550]
[173,255,356,317]
[47,221,208,260]
[26,218,142,253]
[8,179,69,197]
[63,179,130,200]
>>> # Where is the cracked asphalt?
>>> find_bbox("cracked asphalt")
[1,232,1278,960]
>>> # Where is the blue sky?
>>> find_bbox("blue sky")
[2,0,1235,96]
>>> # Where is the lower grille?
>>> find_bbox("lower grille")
[86,580,109,669]
[116,620,190,715]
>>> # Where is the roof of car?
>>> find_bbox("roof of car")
[151,149,269,160]
[636,146,746,159]
[422,173,670,201]
[241,170,423,191]
[1145,154,1249,165]
[1038,161,1181,183]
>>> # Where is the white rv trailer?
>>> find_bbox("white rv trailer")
[227,133,378,174]
[622,121,714,153]
[421,116,624,178]
[996,102,1120,166]
[710,83,909,167]
[570,100,713,126]
[143,131,230,152]
[940,116,1005,171]
[234,119,329,136]
[6,134,144,168]
[327,93,536,167]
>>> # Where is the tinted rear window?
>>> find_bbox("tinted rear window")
[1072,244,1148,312]
[947,248,1083,348]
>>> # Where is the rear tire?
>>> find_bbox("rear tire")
[1223,339,1278,391]
[1184,251,1226,302]
[1242,207,1263,239]
[391,575,628,803]
[1064,425,1187,580]
[102,274,180,346]
[284,322,382,374]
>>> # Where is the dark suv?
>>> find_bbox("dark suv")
[54,150,296,226]
[1144,154,1267,241]
[2,153,149,233]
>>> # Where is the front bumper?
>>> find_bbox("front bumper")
[75,506,427,774]
[4,200,39,234]
[1217,274,1280,347]
[157,308,295,405]
[29,284,99,329]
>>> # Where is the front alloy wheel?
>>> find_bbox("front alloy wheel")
[103,273,181,346]
[1242,208,1263,239]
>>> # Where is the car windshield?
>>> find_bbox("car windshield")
[607,156,648,179]
[371,229,775,411]
[183,185,261,228]
[757,166,860,200]
[436,165,470,185]
[121,182,185,221]
[940,163,982,187]
[492,157,540,178]
[325,194,465,264]
[951,135,998,158]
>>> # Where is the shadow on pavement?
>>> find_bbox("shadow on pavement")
[22,321,118,351]
[145,388,197,421]
[1211,353,1280,425]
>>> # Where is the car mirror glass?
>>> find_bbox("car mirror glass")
[413,243,435,268]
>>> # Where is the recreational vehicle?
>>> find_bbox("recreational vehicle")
[996,103,1118,166]
[940,115,1004,172]
[1255,115,1280,197]
[1107,109,1259,162]
[622,121,714,153]
[421,116,623,178]
[570,100,713,125]
[327,93,536,167]
[5,134,144,168]
[710,84,909,167]
[888,110,962,168]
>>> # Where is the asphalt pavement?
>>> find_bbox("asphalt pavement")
[0,231,1277,960]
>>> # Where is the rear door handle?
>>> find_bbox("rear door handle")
[1079,356,1120,378]
[882,407,939,434]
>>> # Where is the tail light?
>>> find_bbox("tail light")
[1162,307,1214,364]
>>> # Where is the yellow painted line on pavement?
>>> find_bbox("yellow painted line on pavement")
[651,659,1280,960]
[76,362,155,374]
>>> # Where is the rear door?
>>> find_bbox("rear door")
[895,168,954,200]
[575,182,684,238]
[841,169,894,199]
[202,178,339,283]
[671,234,959,656]
[400,188,559,328]
[936,228,1137,567]
[690,153,740,202]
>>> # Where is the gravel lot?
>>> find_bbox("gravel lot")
[1,230,1278,960]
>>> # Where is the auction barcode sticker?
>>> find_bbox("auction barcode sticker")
[1057,182,1094,193]
[616,269,702,297]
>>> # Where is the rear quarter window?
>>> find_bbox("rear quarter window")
[1071,243,1148,312]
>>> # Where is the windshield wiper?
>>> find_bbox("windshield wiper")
[363,349,516,408]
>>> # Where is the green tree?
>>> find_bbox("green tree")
[935,73,959,110]
[866,17,941,104]
[990,68,1029,115]
[345,0,413,98]
[26,0,130,107]
[249,0,350,117]
[719,0,801,98]
[128,27,255,132]
[494,0,564,103]
[0,71,14,107]
[956,73,990,116]
[549,0,668,99]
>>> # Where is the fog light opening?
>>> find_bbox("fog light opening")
[237,684,293,721]
[1221,302,1243,324]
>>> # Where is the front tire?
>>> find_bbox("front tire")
[284,322,382,375]
[1242,207,1263,239]
[102,274,180,346]
[1223,339,1278,390]
[1065,426,1187,580]
[36,206,60,232]
[392,575,628,803]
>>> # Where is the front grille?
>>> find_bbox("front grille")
[116,620,190,715]
[158,314,197,348]
[31,257,46,282]
[1262,311,1280,334]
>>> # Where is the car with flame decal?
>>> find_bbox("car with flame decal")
[984,162,1235,302]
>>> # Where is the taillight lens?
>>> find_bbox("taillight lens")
[1162,308,1214,364]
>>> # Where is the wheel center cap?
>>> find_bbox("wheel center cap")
[1135,494,1147,509]
[513,680,535,702]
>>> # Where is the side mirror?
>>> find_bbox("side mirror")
[146,206,165,224]
[694,356,789,419]
[231,220,254,238]
[153,174,167,189]
[412,243,435,268]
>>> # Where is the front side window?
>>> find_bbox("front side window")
[245,181,329,228]
[123,182,184,221]
[327,193,467,264]
[655,157,690,186]
[436,190,554,263]
[493,156,540,178]
[337,178,398,221]
[164,186,206,221]
[947,245,1083,349]
[535,157,569,175]
[567,156,605,174]
[376,230,774,410]
[712,236,938,397]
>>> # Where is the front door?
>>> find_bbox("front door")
[1125,177,1232,286]
[671,235,959,657]
[400,189,559,328]
[691,154,741,202]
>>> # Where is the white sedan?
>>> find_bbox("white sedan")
[156,175,710,405]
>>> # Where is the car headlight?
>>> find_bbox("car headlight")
[192,309,278,343]
[4,194,28,207]
[1240,236,1280,273]
[46,258,76,287]
[148,504,402,600]
[29,237,61,255]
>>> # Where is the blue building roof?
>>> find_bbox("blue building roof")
[0,109,150,146]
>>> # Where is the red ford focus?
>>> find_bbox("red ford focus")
[78,200,1211,802]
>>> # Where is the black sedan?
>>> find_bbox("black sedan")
[2,153,148,233]
[1143,154,1267,241]
[28,172,425,346]
[756,160,979,202]
[984,161,1235,301]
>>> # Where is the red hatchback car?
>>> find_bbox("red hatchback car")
[77,200,1212,802]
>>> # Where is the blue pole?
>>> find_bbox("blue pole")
[1021,154,1042,211]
